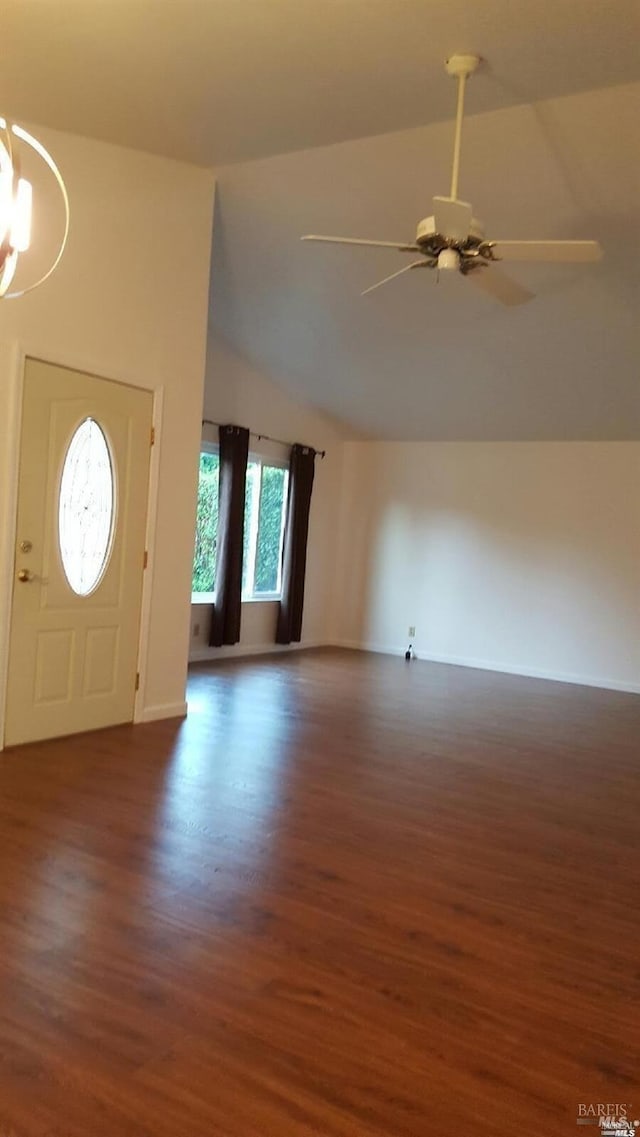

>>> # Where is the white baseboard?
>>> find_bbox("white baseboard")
[137,700,188,723]
[332,640,640,695]
[189,639,324,664]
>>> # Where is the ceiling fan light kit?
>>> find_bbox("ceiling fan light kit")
[301,54,602,306]
[437,248,460,271]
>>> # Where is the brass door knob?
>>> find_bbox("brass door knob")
[17,569,33,582]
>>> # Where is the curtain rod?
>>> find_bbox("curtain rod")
[201,419,326,459]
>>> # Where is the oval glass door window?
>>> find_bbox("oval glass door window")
[58,418,115,596]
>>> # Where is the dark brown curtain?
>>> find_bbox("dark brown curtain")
[276,444,316,645]
[209,425,249,647]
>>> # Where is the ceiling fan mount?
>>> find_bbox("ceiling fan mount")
[444,53,482,79]
[301,54,602,306]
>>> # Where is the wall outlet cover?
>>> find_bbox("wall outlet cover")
[408,626,416,637]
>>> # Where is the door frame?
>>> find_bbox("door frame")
[0,341,164,749]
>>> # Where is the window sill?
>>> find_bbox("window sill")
[191,593,282,605]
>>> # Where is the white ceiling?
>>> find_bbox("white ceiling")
[3,1,639,440]
[2,0,639,167]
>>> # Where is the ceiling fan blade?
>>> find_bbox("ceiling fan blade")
[301,235,419,251]
[466,265,534,307]
[432,196,472,241]
[361,260,426,297]
[491,240,603,263]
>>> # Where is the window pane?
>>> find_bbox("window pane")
[242,460,260,593]
[254,465,287,594]
[58,418,115,596]
[192,452,219,593]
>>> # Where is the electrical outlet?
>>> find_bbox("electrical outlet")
[193,622,201,637]
[408,625,416,638]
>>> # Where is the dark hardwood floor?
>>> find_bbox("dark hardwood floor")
[1,648,639,1136]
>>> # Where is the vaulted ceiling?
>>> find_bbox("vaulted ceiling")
[210,79,640,439]
[2,0,638,167]
[3,0,639,439]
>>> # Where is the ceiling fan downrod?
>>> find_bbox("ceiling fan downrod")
[444,54,480,202]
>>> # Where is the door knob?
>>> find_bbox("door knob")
[17,569,34,582]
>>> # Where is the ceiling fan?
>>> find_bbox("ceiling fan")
[301,55,602,306]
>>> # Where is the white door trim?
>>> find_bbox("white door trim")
[0,340,163,749]
[0,342,23,752]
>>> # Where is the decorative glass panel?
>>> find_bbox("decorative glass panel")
[58,418,114,596]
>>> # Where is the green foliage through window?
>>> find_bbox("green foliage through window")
[192,451,287,598]
[255,465,287,593]
[192,452,219,593]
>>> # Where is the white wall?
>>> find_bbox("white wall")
[334,442,640,692]
[190,336,348,660]
[0,124,215,732]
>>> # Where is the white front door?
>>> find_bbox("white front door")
[4,358,153,746]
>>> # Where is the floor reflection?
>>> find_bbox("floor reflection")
[152,663,300,893]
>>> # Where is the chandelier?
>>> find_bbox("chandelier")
[0,117,69,299]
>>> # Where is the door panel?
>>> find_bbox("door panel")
[5,358,152,746]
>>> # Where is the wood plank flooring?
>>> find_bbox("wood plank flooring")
[1,648,639,1136]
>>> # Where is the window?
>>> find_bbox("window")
[242,458,288,599]
[192,449,219,600]
[191,450,288,602]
